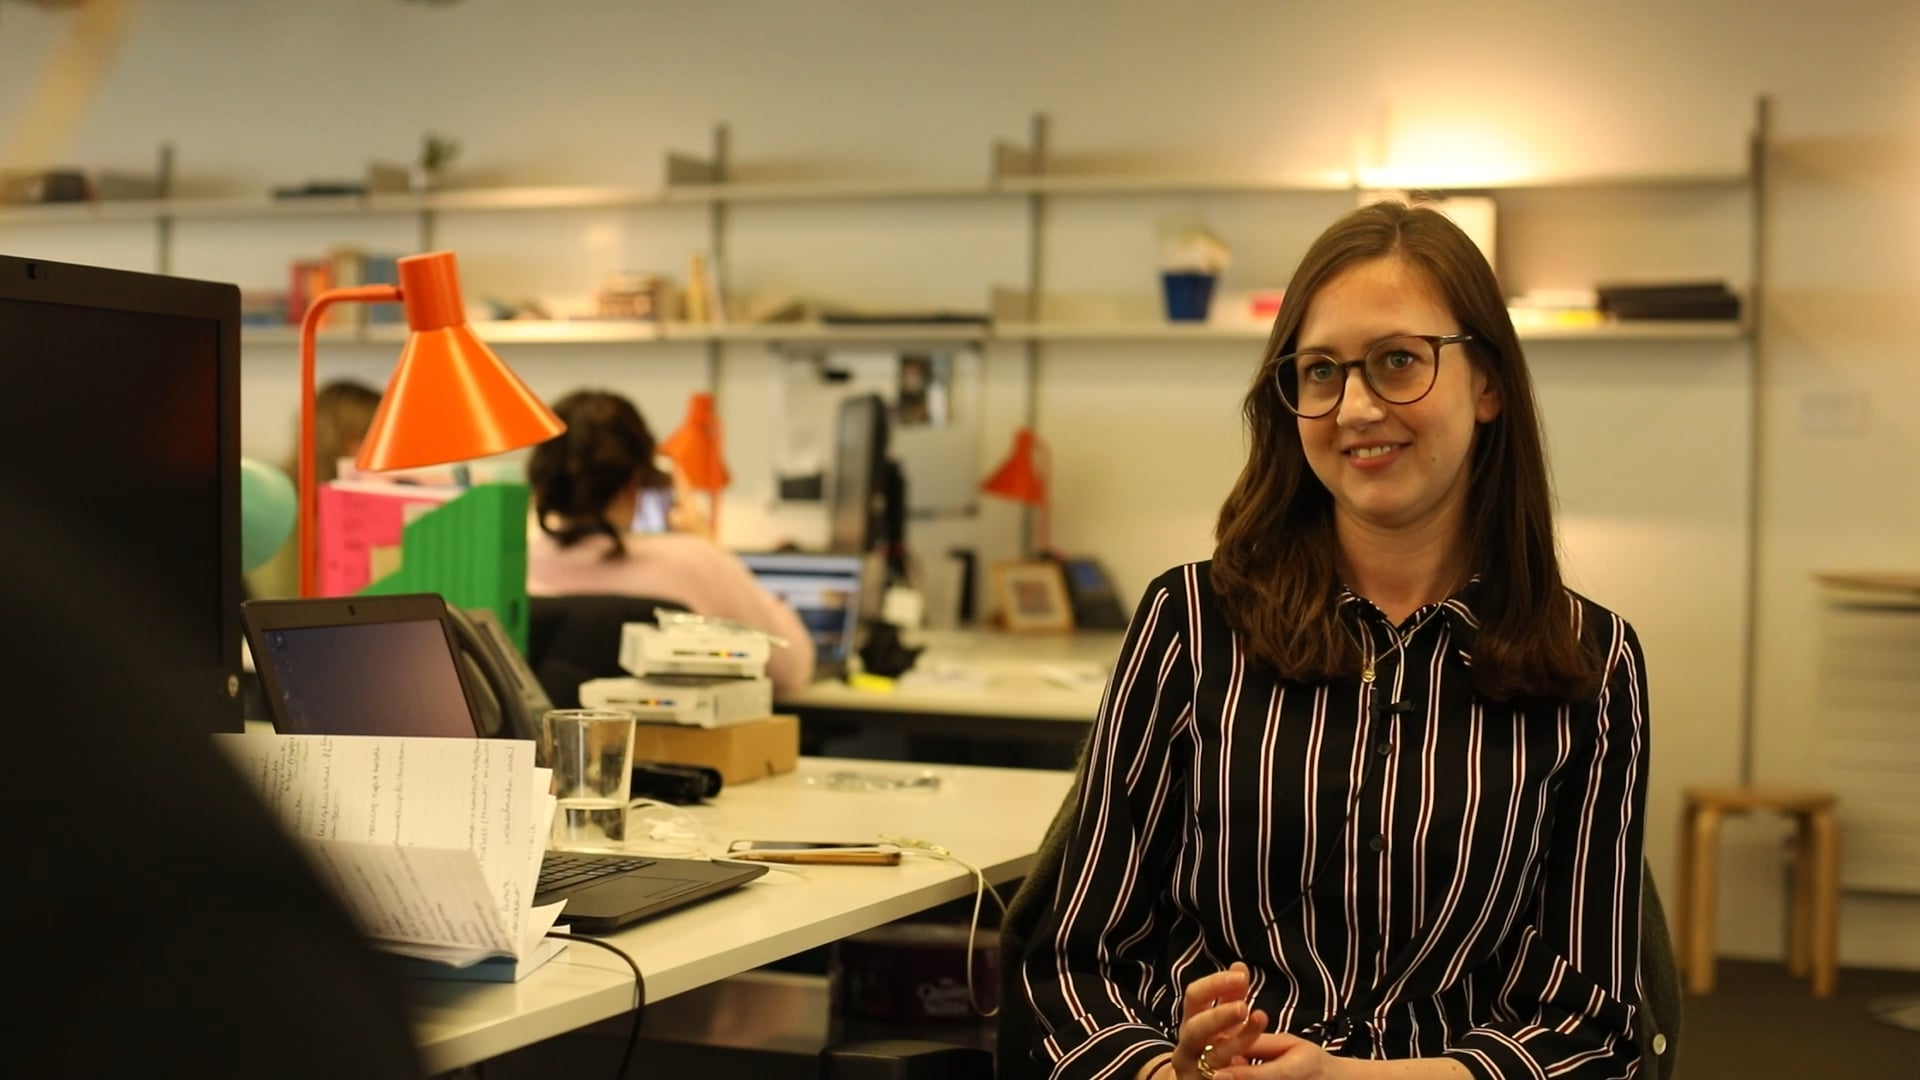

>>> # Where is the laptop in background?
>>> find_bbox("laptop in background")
[241,593,764,933]
[739,552,866,680]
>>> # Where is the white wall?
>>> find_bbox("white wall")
[4,0,1918,967]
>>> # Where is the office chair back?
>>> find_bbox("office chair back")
[525,593,688,709]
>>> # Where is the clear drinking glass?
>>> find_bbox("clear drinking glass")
[540,709,636,850]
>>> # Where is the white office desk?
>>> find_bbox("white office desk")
[409,756,1074,1072]
[778,629,1125,743]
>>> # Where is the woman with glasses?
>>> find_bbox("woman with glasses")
[1022,202,1648,1080]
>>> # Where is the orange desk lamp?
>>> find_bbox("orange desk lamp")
[297,251,565,596]
[657,391,729,537]
[981,426,1051,556]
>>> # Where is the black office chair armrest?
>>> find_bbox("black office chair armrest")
[820,1040,993,1080]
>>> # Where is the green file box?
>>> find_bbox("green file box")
[358,482,530,654]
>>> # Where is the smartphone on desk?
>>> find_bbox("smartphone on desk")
[726,840,902,865]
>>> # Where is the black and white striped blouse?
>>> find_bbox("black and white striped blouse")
[1022,561,1649,1080]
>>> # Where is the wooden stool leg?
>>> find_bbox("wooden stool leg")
[1674,802,1696,976]
[1789,813,1813,978]
[1810,808,1840,998]
[1687,806,1723,995]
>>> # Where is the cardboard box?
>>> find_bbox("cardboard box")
[630,714,798,786]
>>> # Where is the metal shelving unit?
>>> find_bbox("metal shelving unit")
[5,111,1761,357]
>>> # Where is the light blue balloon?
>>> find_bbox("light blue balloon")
[239,457,297,573]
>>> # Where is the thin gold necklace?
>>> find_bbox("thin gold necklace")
[1346,615,1406,686]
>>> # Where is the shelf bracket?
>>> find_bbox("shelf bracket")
[702,123,731,391]
[992,140,1038,182]
[666,140,724,185]
[991,110,1049,184]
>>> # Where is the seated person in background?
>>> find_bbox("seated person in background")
[527,389,816,694]
[247,378,384,599]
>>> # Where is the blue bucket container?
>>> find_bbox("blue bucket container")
[1162,272,1217,322]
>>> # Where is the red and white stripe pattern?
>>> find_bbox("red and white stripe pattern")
[1023,562,1649,1080]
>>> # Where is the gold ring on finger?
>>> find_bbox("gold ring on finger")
[1195,1046,1216,1080]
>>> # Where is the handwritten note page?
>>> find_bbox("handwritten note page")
[302,841,513,952]
[218,734,546,959]
[523,771,564,956]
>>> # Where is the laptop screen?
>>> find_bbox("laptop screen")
[254,618,477,737]
[739,552,863,674]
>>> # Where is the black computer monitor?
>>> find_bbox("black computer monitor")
[0,254,243,733]
[828,393,888,555]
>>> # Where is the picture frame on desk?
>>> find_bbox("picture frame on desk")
[991,559,1074,633]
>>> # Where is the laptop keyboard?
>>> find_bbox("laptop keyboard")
[537,852,657,894]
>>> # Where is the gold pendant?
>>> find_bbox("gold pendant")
[1362,667,1375,684]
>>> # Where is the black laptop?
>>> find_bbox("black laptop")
[241,593,765,933]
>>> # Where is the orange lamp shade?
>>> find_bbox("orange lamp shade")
[658,391,730,490]
[299,250,565,596]
[354,252,566,472]
[981,428,1047,504]
[982,427,1052,556]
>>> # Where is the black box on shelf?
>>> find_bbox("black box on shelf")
[1,169,89,204]
[1596,281,1741,321]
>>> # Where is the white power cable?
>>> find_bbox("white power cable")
[880,833,1012,1018]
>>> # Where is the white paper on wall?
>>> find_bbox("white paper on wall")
[769,346,982,517]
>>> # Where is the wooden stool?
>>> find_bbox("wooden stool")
[1674,786,1839,997]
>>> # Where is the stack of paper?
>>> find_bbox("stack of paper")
[217,733,568,981]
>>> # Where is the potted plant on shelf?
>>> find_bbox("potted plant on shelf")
[1159,224,1231,322]
[414,133,462,192]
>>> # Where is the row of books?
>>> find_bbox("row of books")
[239,248,407,329]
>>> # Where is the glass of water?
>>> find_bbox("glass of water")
[539,709,635,850]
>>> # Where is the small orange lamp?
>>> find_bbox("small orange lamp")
[657,391,729,537]
[297,251,565,596]
[981,426,1051,556]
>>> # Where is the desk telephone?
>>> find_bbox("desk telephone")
[1057,556,1129,631]
[446,606,551,742]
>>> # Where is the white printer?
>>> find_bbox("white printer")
[578,674,773,728]
[618,617,774,680]
[583,612,783,728]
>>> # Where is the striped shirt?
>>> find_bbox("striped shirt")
[1022,562,1649,1080]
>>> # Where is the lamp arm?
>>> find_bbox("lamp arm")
[297,285,403,596]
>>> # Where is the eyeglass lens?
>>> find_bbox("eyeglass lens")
[1276,336,1440,416]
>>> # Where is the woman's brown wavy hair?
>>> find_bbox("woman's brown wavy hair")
[528,389,670,559]
[1211,201,1597,703]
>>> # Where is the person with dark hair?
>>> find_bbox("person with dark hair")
[526,389,815,693]
[1022,203,1648,1080]
[4,499,426,1078]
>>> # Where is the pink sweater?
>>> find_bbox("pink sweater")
[526,528,817,695]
